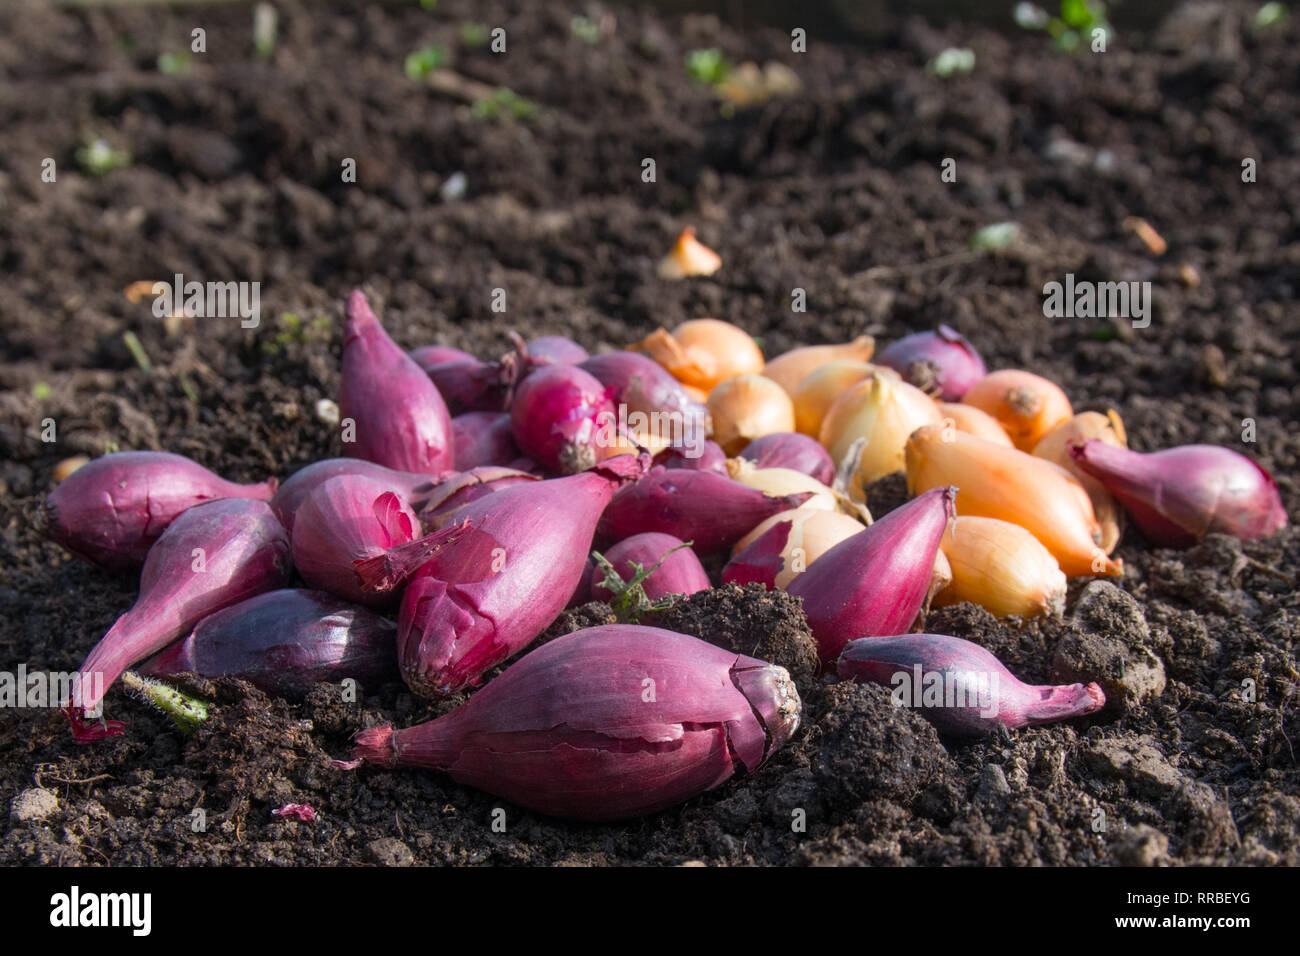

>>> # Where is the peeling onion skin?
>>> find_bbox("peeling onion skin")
[44,451,277,571]
[1070,440,1287,547]
[139,589,398,698]
[788,487,956,663]
[339,291,455,474]
[272,458,445,537]
[345,625,801,821]
[69,498,292,727]
[589,533,711,602]
[397,456,646,696]
[836,634,1105,736]
[419,467,541,527]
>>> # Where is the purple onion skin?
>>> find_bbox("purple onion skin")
[653,440,729,474]
[1071,440,1287,548]
[788,487,956,663]
[836,634,1105,736]
[347,625,801,820]
[71,498,292,724]
[510,364,616,474]
[425,359,513,415]
[339,291,454,474]
[398,456,645,695]
[138,589,398,698]
[410,345,475,369]
[451,412,520,470]
[590,533,711,602]
[597,467,812,555]
[739,433,836,484]
[420,467,540,527]
[876,325,986,401]
[272,458,445,536]
[722,520,793,591]
[578,352,710,435]
[524,336,589,368]
[290,475,422,607]
[44,451,276,571]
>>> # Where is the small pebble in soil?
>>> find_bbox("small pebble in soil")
[10,788,59,824]
[367,836,414,867]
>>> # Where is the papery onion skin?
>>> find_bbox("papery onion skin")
[346,625,800,820]
[788,487,956,663]
[398,456,646,696]
[339,291,455,473]
[419,467,540,527]
[936,516,1067,619]
[876,325,987,401]
[43,451,277,571]
[272,458,445,536]
[69,498,292,725]
[724,507,865,590]
[451,411,520,470]
[1070,440,1287,547]
[510,364,617,474]
[763,337,876,396]
[906,425,1121,577]
[589,533,710,602]
[738,432,835,485]
[936,403,1013,447]
[836,634,1105,736]
[961,369,1073,452]
[138,589,398,698]
[598,466,813,555]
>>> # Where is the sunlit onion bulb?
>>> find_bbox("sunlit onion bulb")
[819,367,942,482]
[962,369,1073,452]
[708,375,796,456]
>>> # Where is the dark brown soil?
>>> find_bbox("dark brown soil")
[1,0,1297,866]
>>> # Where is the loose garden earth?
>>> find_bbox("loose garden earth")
[0,0,1296,865]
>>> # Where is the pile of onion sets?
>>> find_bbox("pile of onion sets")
[42,291,1287,820]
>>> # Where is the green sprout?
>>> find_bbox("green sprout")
[570,15,602,44]
[32,382,53,401]
[471,88,538,120]
[405,44,449,80]
[121,671,209,734]
[685,48,732,86]
[1017,1,1112,52]
[76,138,131,177]
[460,22,490,47]
[1254,3,1289,30]
[969,222,1021,252]
[928,47,975,77]
[156,50,191,76]
[121,331,152,373]
[590,541,694,623]
[253,2,278,60]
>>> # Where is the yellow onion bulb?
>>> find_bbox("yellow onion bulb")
[905,424,1121,577]
[732,506,867,589]
[634,319,764,392]
[791,361,877,438]
[962,369,1073,451]
[936,516,1067,619]
[762,337,876,395]
[820,368,942,482]
[708,375,795,456]
[1032,410,1127,553]
[725,458,837,512]
[936,402,1013,447]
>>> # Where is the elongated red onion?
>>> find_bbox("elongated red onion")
[344,624,800,820]
[836,633,1105,736]
[451,411,520,470]
[876,325,986,401]
[67,498,291,734]
[1070,440,1287,548]
[722,520,792,590]
[271,458,445,536]
[291,475,465,606]
[590,533,710,602]
[738,432,835,484]
[653,440,728,474]
[138,589,398,697]
[420,358,514,415]
[523,335,589,368]
[339,290,454,473]
[410,345,475,368]
[597,467,813,555]
[788,487,956,662]
[399,455,646,695]
[43,451,276,571]
[510,364,617,474]
[578,352,710,436]
[419,466,540,526]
